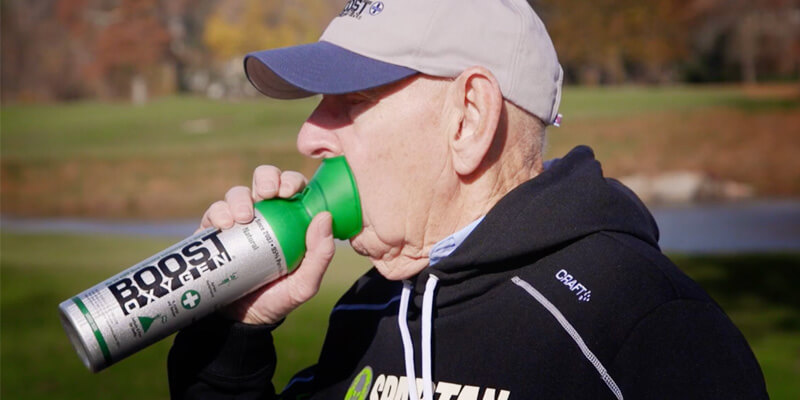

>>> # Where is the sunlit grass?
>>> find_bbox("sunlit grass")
[0,232,370,399]
[0,96,318,160]
[3,85,798,220]
[3,86,793,161]
[1,233,798,398]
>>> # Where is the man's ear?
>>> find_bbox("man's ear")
[447,66,503,176]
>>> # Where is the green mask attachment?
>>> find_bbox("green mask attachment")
[254,156,362,269]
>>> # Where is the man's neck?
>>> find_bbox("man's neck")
[395,159,540,277]
[369,152,541,281]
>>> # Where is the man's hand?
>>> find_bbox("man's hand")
[198,166,336,325]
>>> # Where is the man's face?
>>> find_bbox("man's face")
[296,75,453,279]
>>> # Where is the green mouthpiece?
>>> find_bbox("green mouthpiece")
[254,156,362,270]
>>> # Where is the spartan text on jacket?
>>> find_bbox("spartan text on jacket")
[369,373,510,400]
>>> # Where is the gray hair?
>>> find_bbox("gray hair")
[504,99,547,170]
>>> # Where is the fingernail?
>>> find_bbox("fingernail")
[263,183,277,196]
[235,206,252,219]
[279,181,293,196]
[319,212,333,237]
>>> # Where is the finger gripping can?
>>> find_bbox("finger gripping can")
[58,156,362,372]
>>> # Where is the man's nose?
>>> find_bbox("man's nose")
[297,97,344,158]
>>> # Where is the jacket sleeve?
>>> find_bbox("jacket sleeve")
[608,299,769,399]
[168,315,281,400]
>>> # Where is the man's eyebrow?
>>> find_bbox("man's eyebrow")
[346,88,382,102]
[357,87,384,97]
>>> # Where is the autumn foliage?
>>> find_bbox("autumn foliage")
[89,0,171,98]
[1,0,798,102]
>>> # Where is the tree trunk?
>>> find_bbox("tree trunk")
[739,13,758,84]
[131,74,148,105]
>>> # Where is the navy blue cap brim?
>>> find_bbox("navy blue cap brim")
[244,41,418,99]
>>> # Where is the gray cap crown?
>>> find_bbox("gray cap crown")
[321,0,563,124]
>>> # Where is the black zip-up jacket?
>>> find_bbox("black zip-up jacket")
[169,146,768,399]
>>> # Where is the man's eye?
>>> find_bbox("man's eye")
[345,92,376,105]
[346,97,366,105]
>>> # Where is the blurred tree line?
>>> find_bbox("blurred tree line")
[543,0,800,84]
[0,0,340,102]
[1,0,798,103]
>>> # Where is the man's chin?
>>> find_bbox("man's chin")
[348,235,371,257]
[373,259,430,281]
[348,234,393,270]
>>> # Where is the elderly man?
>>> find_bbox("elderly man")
[168,1,767,399]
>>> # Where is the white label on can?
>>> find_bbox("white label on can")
[69,212,287,367]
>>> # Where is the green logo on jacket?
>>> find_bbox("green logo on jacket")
[344,366,373,400]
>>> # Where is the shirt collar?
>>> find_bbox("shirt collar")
[426,159,556,267]
[428,217,485,266]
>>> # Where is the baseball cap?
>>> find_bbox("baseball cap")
[244,0,563,125]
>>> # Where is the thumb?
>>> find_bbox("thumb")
[306,211,335,263]
[286,212,335,302]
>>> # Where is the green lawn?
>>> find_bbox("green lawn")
[3,86,798,220]
[555,85,798,120]
[1,233,798,399]
[0,97,318,161]
[2,85,798,397]
[0,232,371,399]
[2,86,793,161]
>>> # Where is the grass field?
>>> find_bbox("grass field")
[0,233,798,399]
[2,85,798,219]
[1,85,798,397]
[0,232,373,399]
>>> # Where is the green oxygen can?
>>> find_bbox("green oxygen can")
[58,156,362,372]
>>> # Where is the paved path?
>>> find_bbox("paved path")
[652,199,800,253]
[3,199,799,253]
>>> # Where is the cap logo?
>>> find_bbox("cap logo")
[340,0,382,19]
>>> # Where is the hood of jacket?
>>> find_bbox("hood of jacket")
[411,145,660,307]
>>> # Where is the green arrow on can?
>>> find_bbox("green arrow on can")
[138,314,162,333]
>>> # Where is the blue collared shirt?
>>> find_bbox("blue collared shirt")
[428,217,485,266]
[427,160,558,266]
